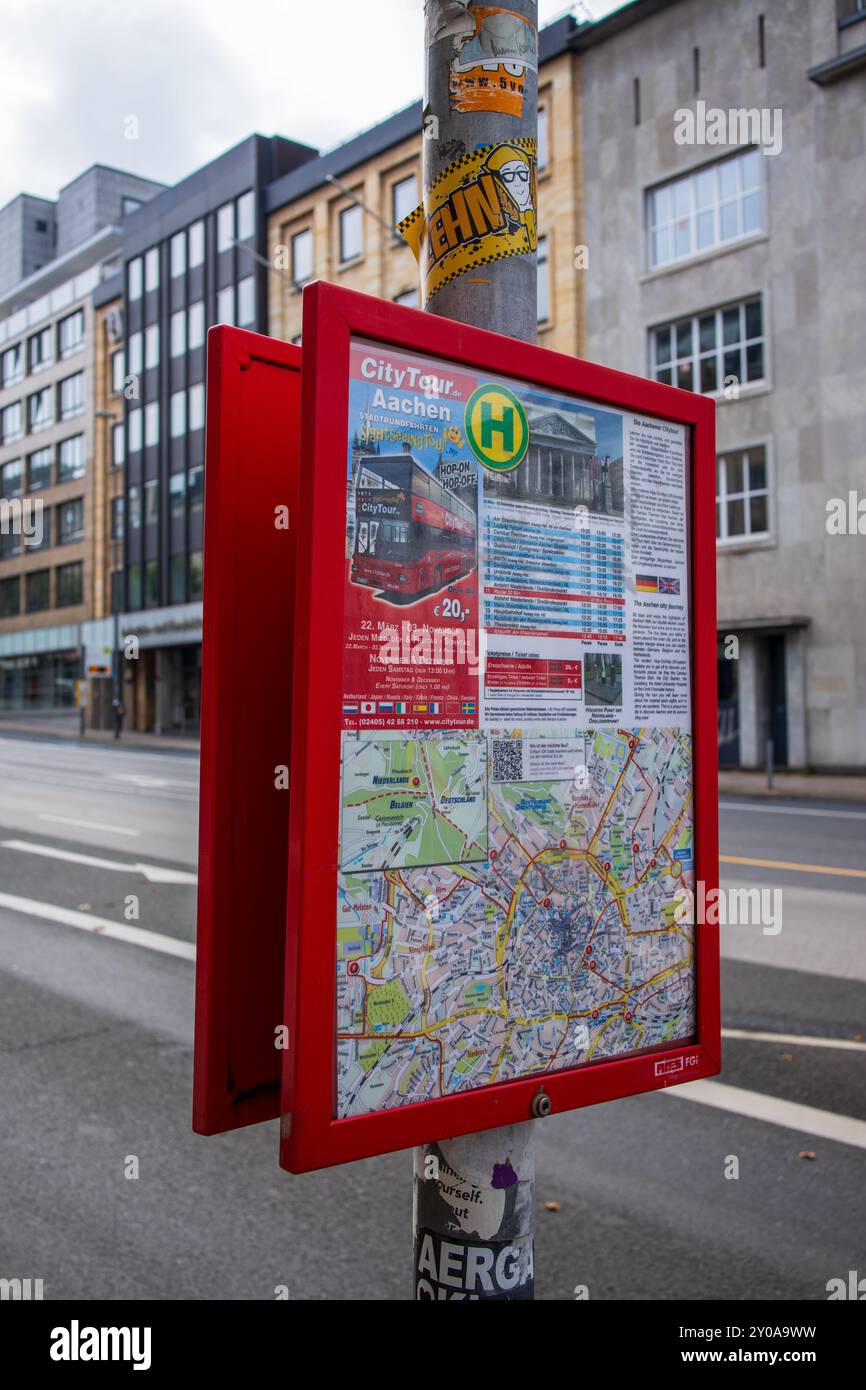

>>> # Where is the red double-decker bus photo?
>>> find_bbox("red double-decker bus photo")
[350,455,476,601]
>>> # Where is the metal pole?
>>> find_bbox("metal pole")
[413,0,538,1301]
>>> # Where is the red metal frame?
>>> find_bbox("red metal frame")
[280,282,719,1174]
[193,326,301,1135]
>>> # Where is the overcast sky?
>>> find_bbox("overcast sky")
[0,0,627,209]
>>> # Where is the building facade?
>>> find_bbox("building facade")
[0,166,164,714]
[577,0,866,769]
[265,17,583,356]
[114,134,316,732]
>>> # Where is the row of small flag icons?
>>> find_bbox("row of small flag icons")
[636,574,680,594]
[343,699,477,716]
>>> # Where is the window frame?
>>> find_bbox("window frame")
[650,295,767,399]
[715,440,774,550]
[59,371,85,421]
[338,201,364,265]
[646,148,764,271]
[291,226,313,287]
[58,308,85,359]
[56,560,83,609]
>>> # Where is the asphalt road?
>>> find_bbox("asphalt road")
[0,734,863,1301]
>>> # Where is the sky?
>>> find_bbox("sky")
[0,0,629,208]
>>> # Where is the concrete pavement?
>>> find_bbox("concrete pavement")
[0,734,863,1300]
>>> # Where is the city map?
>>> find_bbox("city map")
[336,726,695,1117]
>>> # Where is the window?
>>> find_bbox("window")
[1,343,23,387]
[28,325,53,373]
[129,408,142,454]
[57,561,83,607]
[188,301,205,349]
[648,148,762,268]
[144,478,159,524]
[394,289,419,308]
[216,285,234,326]
[169,471,186,516]
[651,297,764,394]
[716,446,769,542]
[128,257,143,301]
[189,220,205,268]
[58,435,85,482]
[1,459,23,498]
[237,190,255,240]
[339,203,363,263]
[188,463,204,509]
[170,553,185,602]
[392,174,417,230]
[144,401,160,447]
[59,372,84,420]
[170,309,186,357]
[189,550,204,600]
[538,105,549,173]
[0,527,21,559]
[58,309,84,358]
[170,231,186,278]
[1,402,23,444]
[112,423,125,467]
[0,577,20,618]
[128,563,142,610]
[145,323,160,370]
[28,386,54,432]
[217,202,235,252]
[537,236,550,324]
[58,497,84,544]
[128,485,142,529]
[122,195,142,216]
[111,497,125,540]
[170,389,186,438]
[144,246,160,292]
[291,228,313,286]
[26,571,49,613]
[31,507,50,550]
[237,276,255,327]
[188,383,205,431]
[111,349,125,394]
[27,447,52,492]
[128,331,143,375]
[145,560,159,607]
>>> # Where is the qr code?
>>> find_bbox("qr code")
[490,738,524,783]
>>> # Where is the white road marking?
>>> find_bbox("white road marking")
[40,815,140,836]
[723,1027,866,1053]
[0,891,195,961]
[663,1078,866,1150]
[0,840,197,885]
[720,800,866,820]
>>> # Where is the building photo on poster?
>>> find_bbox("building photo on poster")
[337,335,695,1120]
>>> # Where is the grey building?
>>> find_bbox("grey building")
[115,134,316,733]
[577,0,866,770]
[0,165,164,712]
[0,194,57,298]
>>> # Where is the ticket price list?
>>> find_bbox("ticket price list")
[482,516,626,640]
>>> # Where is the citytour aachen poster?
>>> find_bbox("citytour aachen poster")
[337,334,695,1120]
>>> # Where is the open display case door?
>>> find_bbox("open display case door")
[193,326,301,1136]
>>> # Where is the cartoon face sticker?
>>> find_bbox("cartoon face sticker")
[483,144,535,219]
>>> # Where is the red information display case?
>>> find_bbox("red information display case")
[277,283,719,1174]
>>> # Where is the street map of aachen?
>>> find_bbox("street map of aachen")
[337,338,695,1119]
[337,726,694,1117]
